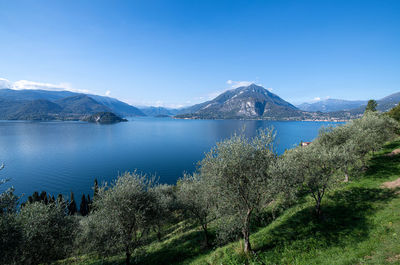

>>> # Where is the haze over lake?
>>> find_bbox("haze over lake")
[0,118,341,200]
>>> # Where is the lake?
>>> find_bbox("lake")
[0,118,341,201]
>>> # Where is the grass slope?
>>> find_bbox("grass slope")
[58,139,400,265]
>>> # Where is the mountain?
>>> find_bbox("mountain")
[175,84,310,120]
[0,88,75,101]
[297,99,368,112]
[296,92,400,116]
[139,106,179,117]
[326,92,400,118]
[0,88,145,117]
[55,95,111,114]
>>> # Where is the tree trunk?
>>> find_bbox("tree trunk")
[315,198,322,218]
[202,223,210,247]
[242,209,252,254]
[157,225,162,242]
[125,247,131,265]
[344,173,349,182]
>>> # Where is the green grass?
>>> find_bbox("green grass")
[58,139,400,265]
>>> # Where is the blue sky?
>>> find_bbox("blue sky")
[0,0,399,107]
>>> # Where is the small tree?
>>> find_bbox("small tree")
[199,129,278,253]
[80,172,158,265]
[176,173,217,247]
[278,143,343,217]
[317,124,360,182]
[365,99,378,113]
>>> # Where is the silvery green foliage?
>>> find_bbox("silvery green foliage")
[278,143,345,217]
[151,184,176,241]
[18,201,77,265]
[317,112,398,179]
[78,172,158,265]
[350,112,398,157]
[176,173,217,246]
[199,128,278,252]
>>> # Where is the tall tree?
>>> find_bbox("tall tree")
[199,129,278,253]
[68,191,77,215]
[365,99,378,113]
[80,194,88,216]
[93,178,99,198]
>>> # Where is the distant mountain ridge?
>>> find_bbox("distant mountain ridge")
[296,92,400,116]
[175,84,314,120]
[139,106,179,117]
[2,85,399,121]
[0,88,145,120]
[296,99,368,112]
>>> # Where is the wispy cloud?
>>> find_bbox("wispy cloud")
[227,80,254,88]
[0,77,90,93]
[312,96,331,102]
[226,80,271,91]
[105,90,111,96]
[129,99,185,109]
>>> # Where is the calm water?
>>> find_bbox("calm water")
[0,118,341,201]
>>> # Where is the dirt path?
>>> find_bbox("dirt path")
[382,178,400,189]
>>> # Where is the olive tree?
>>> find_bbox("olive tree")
[199,129,278,253]
[277,143,344,218]
[78,172,158,265]
[316,124,360,182]
[317,113,398,180]
[18,201,77,264]
[152,183,176,241]
[176,173,217,247]
[350,112,398,158]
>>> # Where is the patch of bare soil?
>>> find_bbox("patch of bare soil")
[382,178,400,189]
[386,148,400,157]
